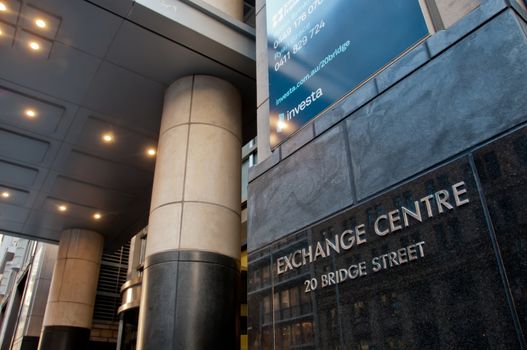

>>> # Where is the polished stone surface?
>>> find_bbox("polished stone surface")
[281,124,315,160]
[475,126,527,338]
[347,10,527,201]
[249,150,526,348]
[249,8,527,251]
[313,78,378,137]
[375,43,429,94]
[39,326,90,350]
[137,250,240,350]
[248,126,354,250]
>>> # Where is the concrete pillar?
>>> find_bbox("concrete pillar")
[38,229,103,350]
[201,0,244,21]
[137,75,241,349]
[10,243,57,350]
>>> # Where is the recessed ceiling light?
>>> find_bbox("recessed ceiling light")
[58,204,67,212]
[146,147,157,157]
[1,191,10,198]
[24,109,37,118]
[93,212,102,220]
[35,18,47,29]
[0,3,7,12]
[29,41,40,51]
[101,132,114,143]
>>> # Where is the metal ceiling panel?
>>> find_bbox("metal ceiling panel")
[19,222,59,242]
[15,30,53,58]
[23,206,111,233]
[72,115,157,170]
[39,0,122,57]
[43,197,109,221]
[61,150,153,196]
[81,62,164,136]
[19,4,61,39]
[0,220,24,233]
[0,0,20,25]
[0,86,65,135]
[0,202,30,222]
[50,176,135,211]
[0,128,49,163]
[0,22,16,46]
[0,160,38,188]
[0,185,30,206]
[86,0,134,17]
[0,41,101,103]
[106,20,218,84]
[104,20,256,135]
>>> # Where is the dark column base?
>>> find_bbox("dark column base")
[137,250,240,350]
[38,325,90,350]
[20,336,39,350]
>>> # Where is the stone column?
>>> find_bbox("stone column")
[137,75,241,349]
[38,229,103,350]
[200,0,244,21]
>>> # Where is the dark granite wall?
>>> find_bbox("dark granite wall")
[248,134,527,348]
[248,0,527,348]
[248,1,527,251]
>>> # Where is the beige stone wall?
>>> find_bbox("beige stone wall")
[43,230,103,329]
[200,0,244,21]
[25,244,58,337]
[424,0,481,30]
[147,75,242,260]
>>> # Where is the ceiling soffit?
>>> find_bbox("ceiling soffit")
[0,0,255,250]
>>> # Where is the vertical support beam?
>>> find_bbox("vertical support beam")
[38,229,103,350]
[137,75,241,350]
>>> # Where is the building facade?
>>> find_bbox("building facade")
[0,234,130,350]
[0,0,256,348]
[248,0,527,348]
[1,0,527,349]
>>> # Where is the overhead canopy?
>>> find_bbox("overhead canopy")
[0,0,256,250]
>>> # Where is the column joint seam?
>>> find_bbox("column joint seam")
[55,257,100,264]
[47,300,95,307]
[160,121,242,143]
[150,200,241,218]
[170,74,195,349]
[469,153,527,348]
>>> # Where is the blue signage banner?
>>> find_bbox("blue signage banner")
[267,0,429,148]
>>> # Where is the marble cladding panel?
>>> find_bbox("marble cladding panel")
[347,10,527,201]
[249,9,527,252]
[474,126,527,336]
[248,147,527,348]
[248,126,354,250]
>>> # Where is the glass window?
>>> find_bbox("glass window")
[261,264,270,286]
[263,295,272,324]
[281,289,291,319]
[302,321,313,344]
[289,287,300,317]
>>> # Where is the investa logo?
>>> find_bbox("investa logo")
[286,88,323,121]
[276,88,323,133]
